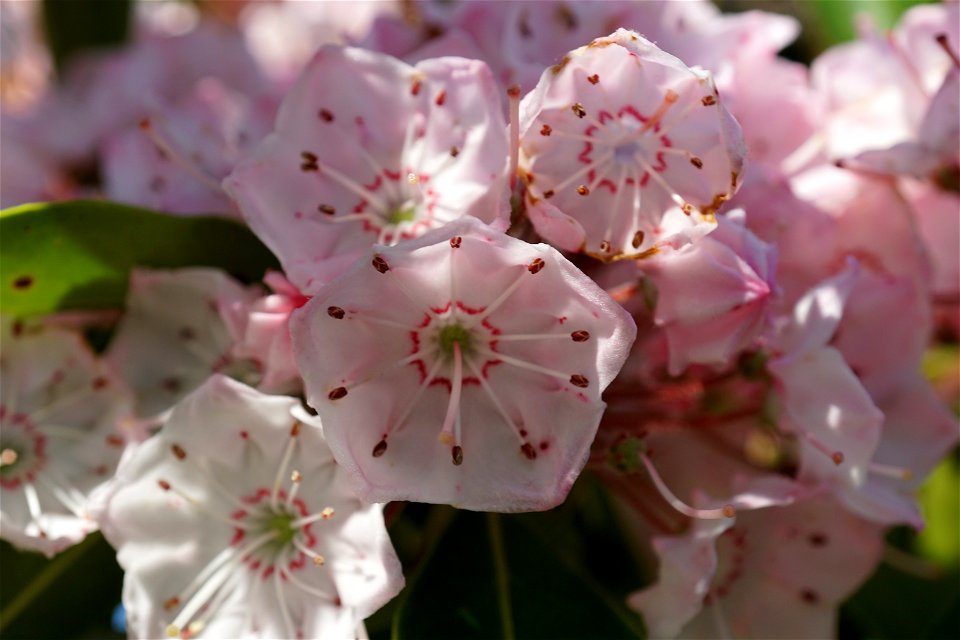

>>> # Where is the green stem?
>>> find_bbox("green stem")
[486,513,516,640]
[0,532,100,632]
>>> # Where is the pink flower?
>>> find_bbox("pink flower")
[291,217,636,511]
[103,78,276,216]
[0,318,134,557]
[105,269,262,418]
[518,29,745,260]
[629,495,883,638]
[94,375,403,639]
[225,45,510,293]
[640,210,777,374]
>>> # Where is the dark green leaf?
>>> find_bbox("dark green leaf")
[42,0,132,75]
[1,200,278,318]
[392,484,647,640]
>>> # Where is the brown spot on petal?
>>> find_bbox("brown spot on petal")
[450,236,462,248]
[171,444,186,460]
[372,255,390,273]
[318,204,336,215]
[808,532,829,547]
[12,275,32,290]
[450,146,460,157]
[410,79,422,96]
[328,387,348,400]
[521,442,537,459]
[106,434,124,448]
[540,124,552,136]
[800,589,819,605]
[319,109,334,122]
[571,330,590,342]
[527,258,545,274]
[452,445,463,465]
[690,156,704,169]
[702,95,717,106]
[372,439,388,457]
[327,306,345,319]
[631,230,645,249]
[543,189,555,199]
[587,74,600,85]
[576,185,590,196]
[571,103,587,118]
[300,151,319,172]
[570,374,589,388]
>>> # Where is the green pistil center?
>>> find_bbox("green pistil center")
[438,323,473,357]
[264,511,297,550]
[387,204,417,224]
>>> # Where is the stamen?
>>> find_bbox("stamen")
[464,358,529,445]
[138,118,224,194]
[508,85,522,191]
[290,506,335,528]
[549,150,614,193]
[638,453,735,519]
[478,267,528,320]
[439,343,465,461]
[274,570,297,640]
[801,431,845,465]
[271,427,300,509]
[159,480,250,529]
[285,470,302,507]
[168,532,275,634]
[936,33,960,68]
[869,462,913,481]
[281,566,339,602]
[474,346,583,385]
[23,483,48,537]
[495,332,581,342]
[639,89,679,133]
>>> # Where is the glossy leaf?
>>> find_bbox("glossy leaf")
[0,200,278,318]
[392,478,647,640]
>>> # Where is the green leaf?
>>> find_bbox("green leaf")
[916,451,960,567]
[42,0,132,75]
[392,485,647,639]
[1,200,278,318]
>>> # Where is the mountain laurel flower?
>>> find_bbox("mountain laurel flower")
[291,217,637,512]
[518,28,745,261]
[225,45,511,293]
[93,375,403,640]
[105,269,262,419]
[0,319,133,557]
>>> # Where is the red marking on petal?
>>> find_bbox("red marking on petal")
[319,108,334,122]
[91,376,108,389]
[410,79,422,96]
[456,301,484,315]
[230,528,245,546]
[435,90,447,106]
[588,74,600,85]
[540,124,552,136]
[105,434,124,448]
[384,169,402,181]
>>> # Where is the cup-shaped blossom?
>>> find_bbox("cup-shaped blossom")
[105,269,262,418]
[94,375,403,639]
[225,45,510,293]
[291,217,637,511]
[640,211,777,375]
[0,319,133,556]
[629,495,883,639]
[518,29,745,260]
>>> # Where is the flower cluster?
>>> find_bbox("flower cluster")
[2,1,957,638]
